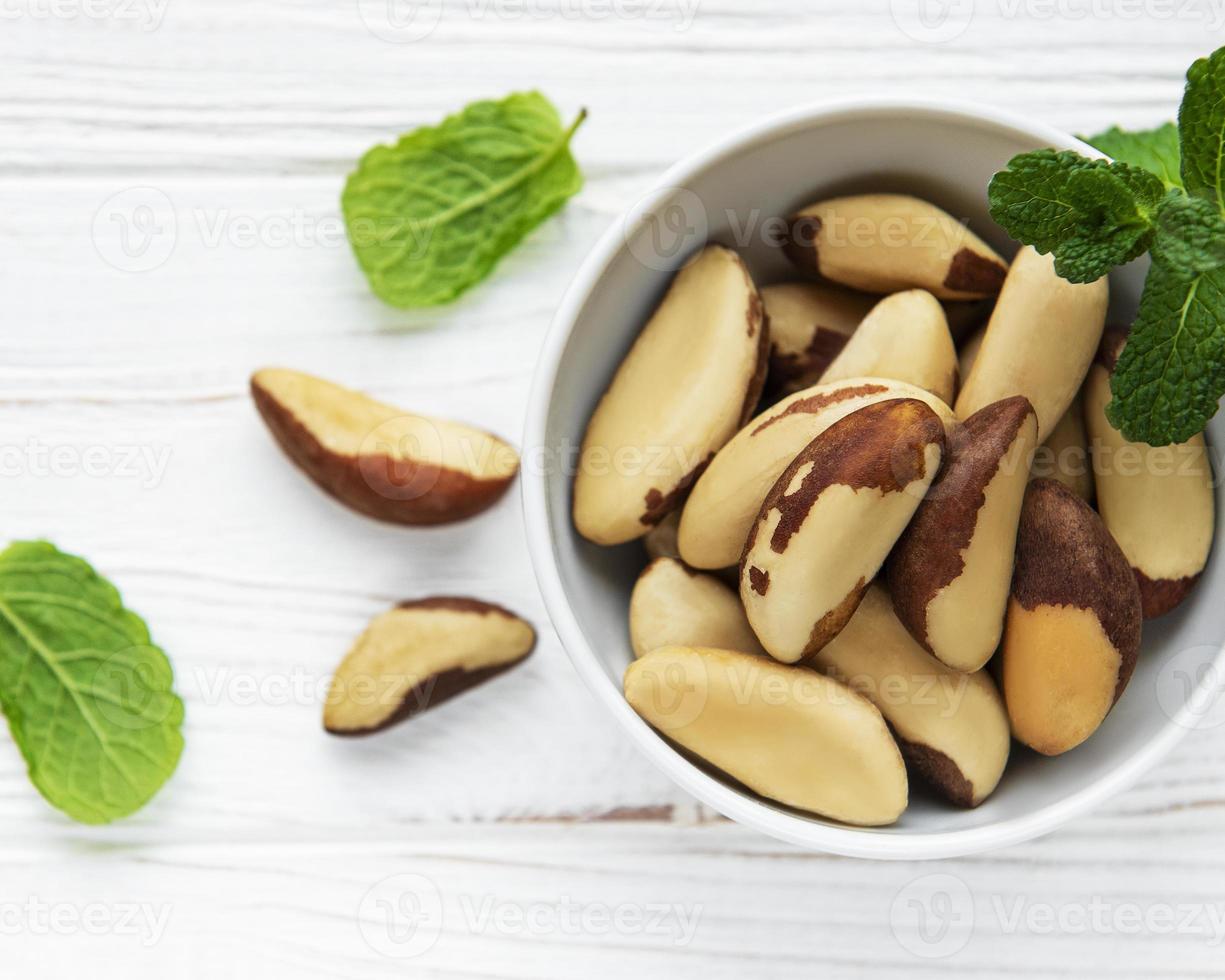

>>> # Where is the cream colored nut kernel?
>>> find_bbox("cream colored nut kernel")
[1084,328,1215,618]
[786,193,1007,300]
[678,377,955,570]
[888,396,1038,673]
[251,368,519,526]
[629,558,765,658]
[574,245,767,546]
[955,246,1108,440]
[1002,479,1142,756]
[811,585,1010,807]
[762,281,875,397]
[324,598,536,735]
[624,646,908,825]
[820,289,958,404]
[741,399,946,663]
[1030,401,1093,503]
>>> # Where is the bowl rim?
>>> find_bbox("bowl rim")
[521,94,1221,860]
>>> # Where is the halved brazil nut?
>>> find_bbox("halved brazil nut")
[1002,479,1142,756]
[740,399,946,663]
[324,598,536,735]
[678,377,955,570]
[955,246,1108,440]
[629,558,765,658]
[786,193,1007,300]
[761,281,875,397]
[574,245,767,545]
[888,396,1038,673]
[624,646,908,825]
[252,368,519,525]
[1084,328,1214,618]
[810,585,1010,807]
[820,289,958,403]
[1030,401,1093,503]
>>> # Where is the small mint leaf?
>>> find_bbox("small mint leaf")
[1107,260,1225,445]
[1152,191,1225,273]
[1084,123,1182,190]
[1179,46,1225,216]
[342,91,586,309]
[988,149,1165,282]
[0,541,184,823]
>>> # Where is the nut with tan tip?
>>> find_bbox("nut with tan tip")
[786,193,1007,300]
[740,398,946,663]
[1002,479,1142,756]
[573,245,767,546]
[678,377,955,571]
[629,558,765,658]
[623,646,908,826]
[324,598,536,736]
[252,368,519,526]
[761,281,875,397]
[820,289,958,403]
[888,396,1038,673]
[810,585,1010,807]
[955,246,1108,440]
[1084,328,1214,618]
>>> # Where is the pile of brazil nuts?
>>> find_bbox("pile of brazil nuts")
[574,192,1216,827]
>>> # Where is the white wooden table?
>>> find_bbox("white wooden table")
[2,2,1223,975]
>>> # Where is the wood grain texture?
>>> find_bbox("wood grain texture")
[1,2,1223,976]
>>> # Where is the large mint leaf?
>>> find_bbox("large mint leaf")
[1107,260,1225,445]
[1179,47,1225,216]
[1152,192,1225,272]
[0,541,184,824]
[988,149,1166,282]
[342,91,586,308]
[1085,123,1182,190]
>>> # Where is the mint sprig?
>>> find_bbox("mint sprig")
[343,91,586,308]
[989,45,1225,446]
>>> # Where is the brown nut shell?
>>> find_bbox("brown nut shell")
[888,396,1038,673]
[624,645,908,826]
[324,598,536,735]
[252,368,518,526]
[574,245,767,546]
[740,398,945,663]
[1002,479,1142,756]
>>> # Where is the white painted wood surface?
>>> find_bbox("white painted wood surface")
[2,2,1224,975]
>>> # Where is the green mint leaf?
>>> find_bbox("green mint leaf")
[1107,260,1225,445]
[0,541,184,824]
[1179,46,1225,216]
[1151,191,1225,272]
[1084,122,1183,190]
[342,91,586,308]
[988,149,1165,282]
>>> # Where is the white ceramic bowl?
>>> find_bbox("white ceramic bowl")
[522,97,1224,860]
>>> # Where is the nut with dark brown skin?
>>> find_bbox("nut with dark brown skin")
[955,246,1108,441]
[740,398,946,664]
[574,245,768,546]
[1002,479,1143,756]
[252,368,519,526]
[785,193,1007,300]
[888,396,1038,673]
[810,585,1010,808]
[678,377,955,571]
[820,289,959,404]
[761,281,875,398]
[624,645,908,825]
[324,598,536,736]
[1084,328,1214,619]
